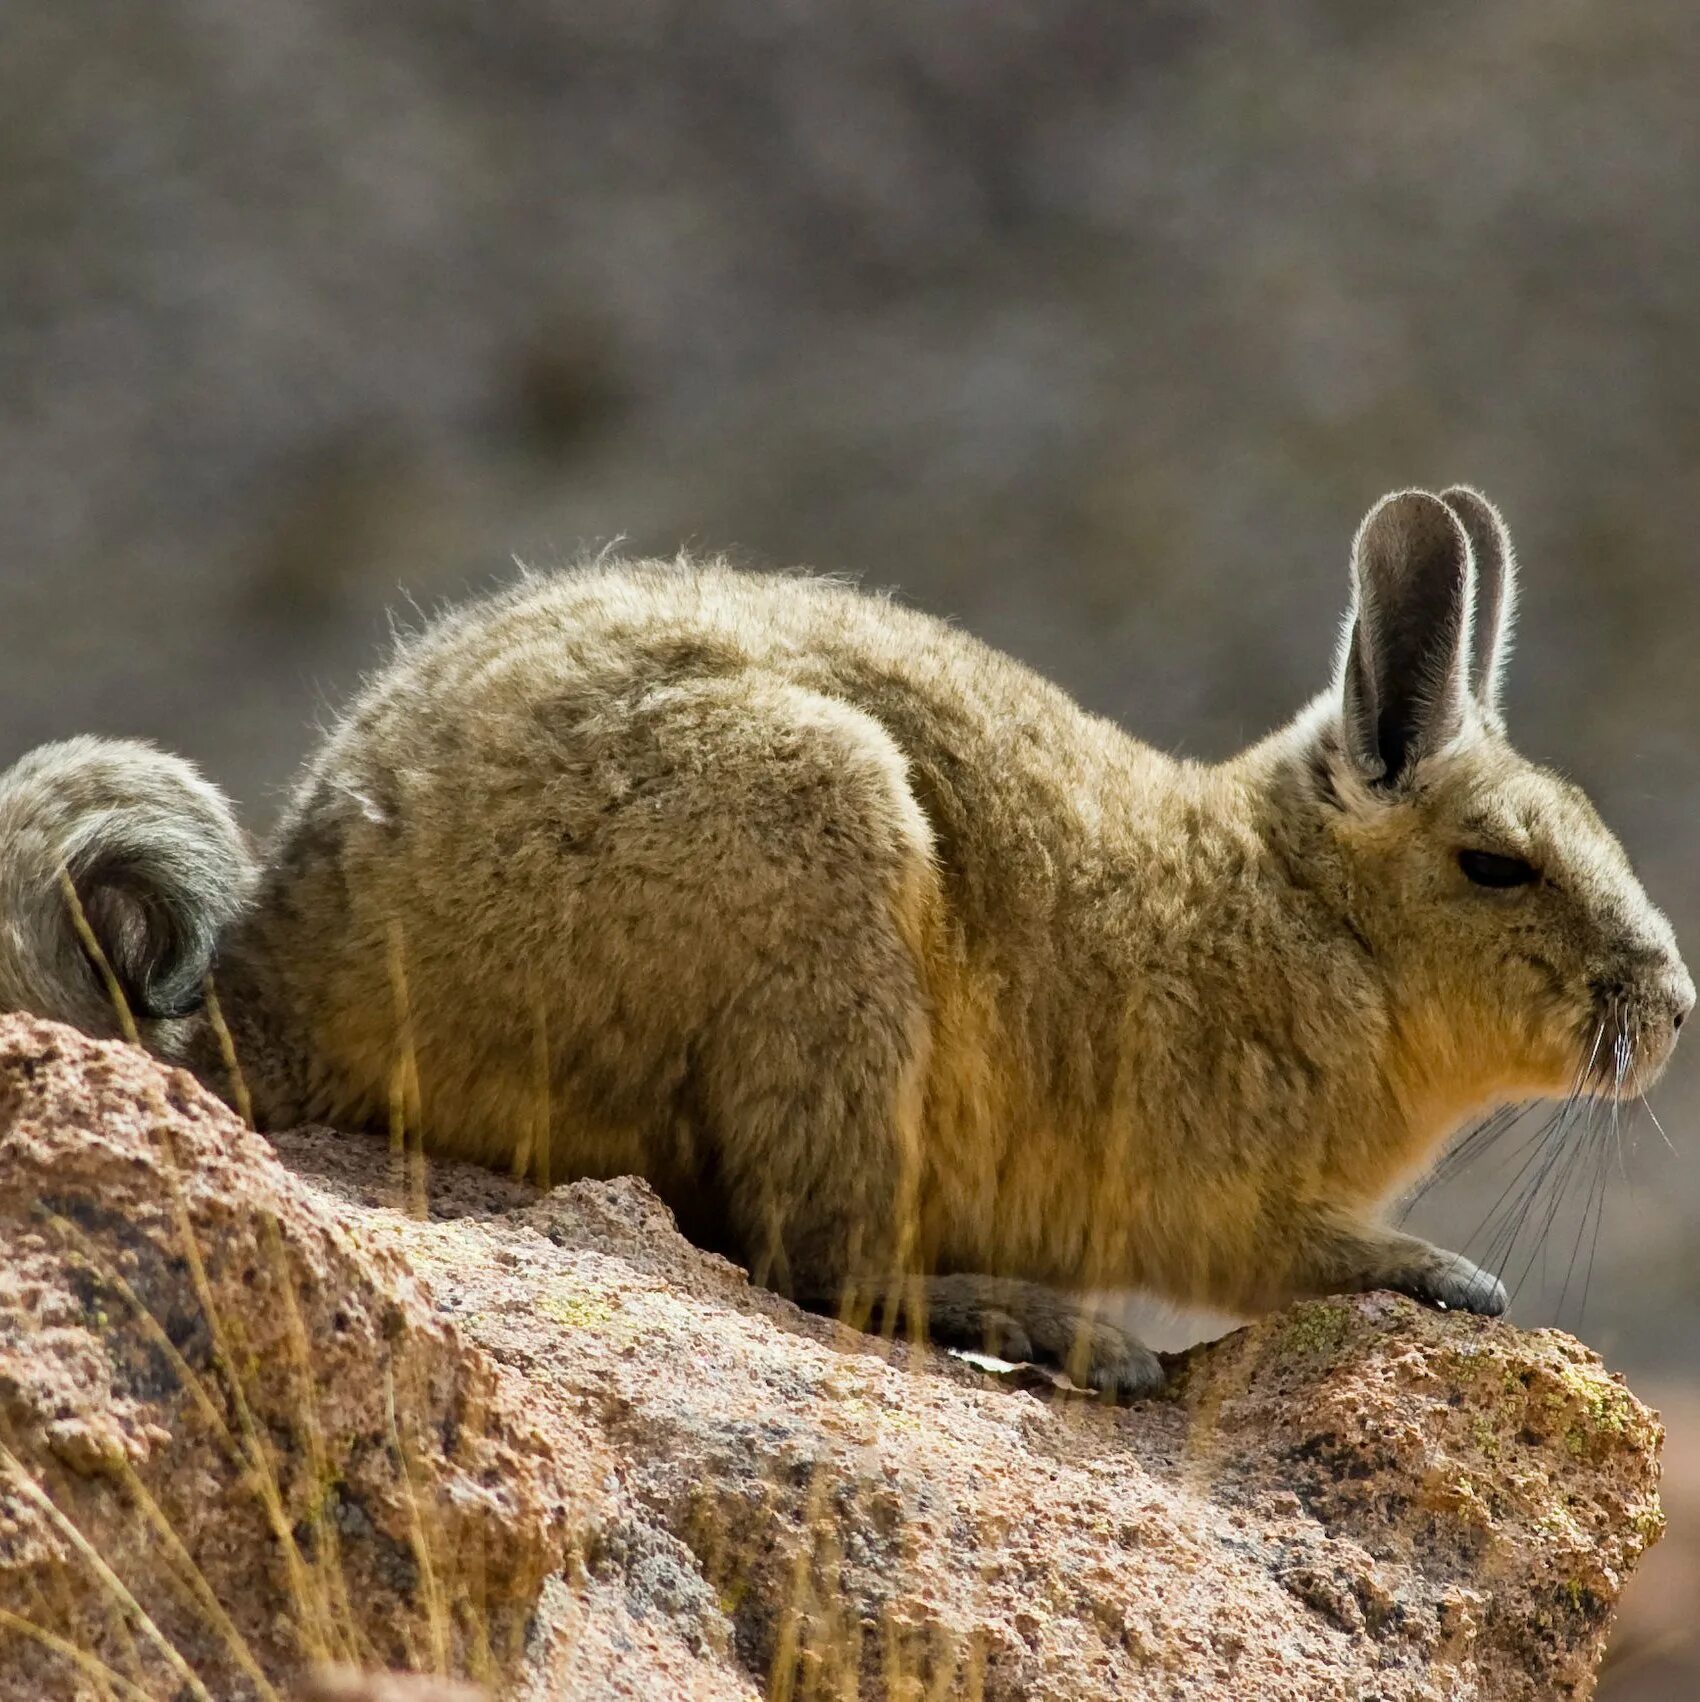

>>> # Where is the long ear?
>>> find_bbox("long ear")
[1440,485,1517,714]
[1338,490,1474,785]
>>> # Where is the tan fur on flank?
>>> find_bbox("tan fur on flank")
[0,488,1689,1396]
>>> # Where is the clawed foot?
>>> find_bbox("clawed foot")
[923,1279,1166,1400]
[1390,1249,1507,1317]
[1024,1309,1166,1401]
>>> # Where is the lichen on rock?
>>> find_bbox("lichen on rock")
[0,1017,1665,1699]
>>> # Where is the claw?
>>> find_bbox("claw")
[1397,1251,1507,1318]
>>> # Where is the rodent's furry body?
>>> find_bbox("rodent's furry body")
[232,566,1398,1307]
[1,489,1689,1394]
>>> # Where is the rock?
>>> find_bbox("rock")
[0,1017,1664,1700]
[301,1672,488,1702]
[0,1017,594,1700]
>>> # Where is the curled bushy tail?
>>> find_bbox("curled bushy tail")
[0,737,255,1040]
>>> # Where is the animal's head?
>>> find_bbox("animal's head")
[1299,488,1691,1111]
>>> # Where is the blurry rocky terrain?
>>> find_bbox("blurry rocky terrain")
[0,1017,1669,1699]
[3,4,1699,1691]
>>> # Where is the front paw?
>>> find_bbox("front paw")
[1394,1251,1507,1317]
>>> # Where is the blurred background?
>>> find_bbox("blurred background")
[3,2,1697,1690]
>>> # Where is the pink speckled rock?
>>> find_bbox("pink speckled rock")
[0,1017,1663,1699]
[301,1671,488,1702]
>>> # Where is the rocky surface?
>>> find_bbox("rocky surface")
[302,1675,488,1702]
[0,1015,1665,1699]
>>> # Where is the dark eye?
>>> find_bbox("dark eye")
[1458,849,1539,889]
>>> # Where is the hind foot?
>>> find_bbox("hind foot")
[916,1274,1166,1400]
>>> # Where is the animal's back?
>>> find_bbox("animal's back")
[222,562,1171,1272]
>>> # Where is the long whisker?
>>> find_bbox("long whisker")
[1439,1017,1607,1313]
[1612,1014,1634,1179]
[1556,1103,1613,1328]
[1460,1097,1582,1293]
[1401,993,1669,1333]
[1526,1086,1604,1298]
[1554,998,1630,1327]
[1406,1103,1522,1203]
[1495,1090,1598,1307]
[1641,1094,1677,1156]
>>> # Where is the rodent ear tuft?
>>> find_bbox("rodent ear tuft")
[1339,490,1473,786]
[1439,485,1517,716]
